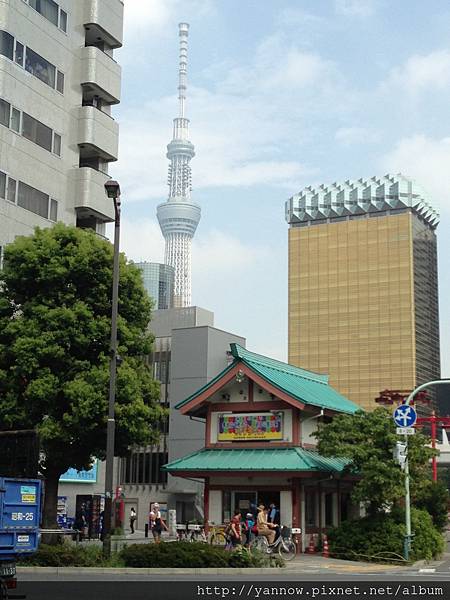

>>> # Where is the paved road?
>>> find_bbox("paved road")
[14,578,450,600]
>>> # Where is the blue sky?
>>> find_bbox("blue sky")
[111,0,450,377]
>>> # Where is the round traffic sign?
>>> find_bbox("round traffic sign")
[393,404,417,428]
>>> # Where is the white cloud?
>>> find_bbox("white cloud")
[335,126,380,146]
[192,229,264,276]
[114,31,346,202]
[380,134,450,213]
[276,8,326,30]
[386,50,450,93]
[123,0,214,34]
[334,0,376,17]
[123,0,173,31]
[108,218,165,263]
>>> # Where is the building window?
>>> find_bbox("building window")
[18,181,49,218]
[0,96,61,156]
[0,31,14,60]
[122,451,168,484]
[25,0,67,32]
[53,132,61,156]
[59,9,67,33]
[11,107,21,132]
[25,47,56,88]
[0,98,9,128]
[15,41,24,66]
[7,177,16,204]
[0,171,6,198]
[29,0,58,26]
[56,70,64,94]
[0,169,58,221]
[22,112,53,152]
[49,198,58,221]
[1,31,64,92]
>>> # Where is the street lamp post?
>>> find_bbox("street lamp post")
[103,180,121,557]
[402,378,450,561]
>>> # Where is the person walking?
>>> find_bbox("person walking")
[129,507,137,534]
[257,504,276,545]
[229,509,242,547]
[149,503,168,543]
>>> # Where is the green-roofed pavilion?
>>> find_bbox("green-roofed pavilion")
[164,343,361,550]
[175,343,360,417]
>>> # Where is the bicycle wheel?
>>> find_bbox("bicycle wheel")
[192,530,207,543]
[278,539,296,561]
[210,531,227,546]
[250,536,269,553]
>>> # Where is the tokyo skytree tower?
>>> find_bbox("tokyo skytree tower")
[156,23,201,308]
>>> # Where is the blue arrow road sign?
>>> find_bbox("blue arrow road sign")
[393,405,417,428]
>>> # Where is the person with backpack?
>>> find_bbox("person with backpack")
[242,512,256,547]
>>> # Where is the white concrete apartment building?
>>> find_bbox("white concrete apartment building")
[0,0,123,265]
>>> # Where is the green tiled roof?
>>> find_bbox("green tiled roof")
[176,343,360,415]
[163,447,350,473]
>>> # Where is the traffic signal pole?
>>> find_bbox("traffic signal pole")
[402,379,450,561]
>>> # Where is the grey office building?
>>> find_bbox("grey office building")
[118,307,246,529]
[1,0,123,262]
[134,262,175,310]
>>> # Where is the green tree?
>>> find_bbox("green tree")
[414,480,449,531]
[314,407,436,515]
[0,224,163,527]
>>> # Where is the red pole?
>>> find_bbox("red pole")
[431,412,437,482]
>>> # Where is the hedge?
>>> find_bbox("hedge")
[18,544,115,567]
[120,542,276,568]
[19,542,280,568]
[327,507,445,562]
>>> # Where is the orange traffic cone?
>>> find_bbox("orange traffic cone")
[322,534,329,558]
[306,534,315,553]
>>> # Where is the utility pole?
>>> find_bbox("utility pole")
[103,180,121,557]
[401,379,450,560]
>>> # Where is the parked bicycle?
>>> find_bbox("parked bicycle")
[176,523,207,543]
[208,522,228,546]
[250,526,296,560]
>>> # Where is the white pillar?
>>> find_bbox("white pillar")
[209,490,222,524]
[280,491,292,527]
[332,492,339,526]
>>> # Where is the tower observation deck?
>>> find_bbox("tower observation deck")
[157,23,201,308]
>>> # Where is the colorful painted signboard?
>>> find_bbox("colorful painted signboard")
[218,413,283,441]
[59,460,98,483]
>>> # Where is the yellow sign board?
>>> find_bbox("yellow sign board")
[217,413,283,441]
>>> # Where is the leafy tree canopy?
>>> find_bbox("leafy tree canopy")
[0,224,163,524]
[314,407,436,514]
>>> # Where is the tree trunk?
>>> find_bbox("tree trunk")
[41,469,62,544]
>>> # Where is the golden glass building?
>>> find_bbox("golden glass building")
[286,174,440,411]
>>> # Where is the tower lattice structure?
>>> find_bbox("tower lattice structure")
[157,23,201,308]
